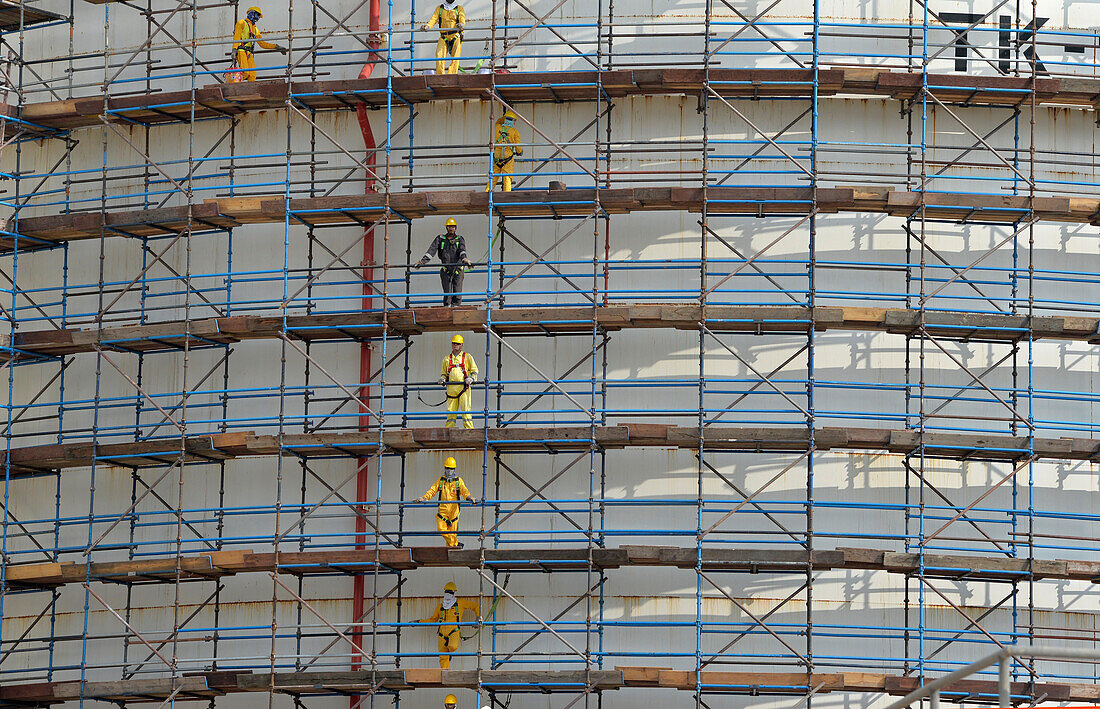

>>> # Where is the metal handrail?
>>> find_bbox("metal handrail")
[885,646,1100,709]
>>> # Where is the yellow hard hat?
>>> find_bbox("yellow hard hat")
[451,334,463,345]
[444,457,457,469]
[444,695,458,707]
[246,5,262,16]
[445,217,457,227]
[503,109,517,120]
[444,581,458,593]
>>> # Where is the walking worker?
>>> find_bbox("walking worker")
[486,110,523,192]
[231,6,287,82]
[414,218,471,306]
[439,334,478,429]
[421,0,466,75]
[414,457,477,548]
[419,581,480,668]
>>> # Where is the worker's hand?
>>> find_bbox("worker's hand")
[438,376,447,386]
[464,377,472,387]
[276,45,288,54]
[420,23,429,31]
[456,23,464,31]
[462,258,472,267]
[413,260,423,269]
[467,497,477,505]
[414,496,425,503]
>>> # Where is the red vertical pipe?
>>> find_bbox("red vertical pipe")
[351,0,381,699]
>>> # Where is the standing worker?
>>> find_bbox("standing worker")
[418,581,480,668]
[231,7,287,83]
[414,457,477,548]
[414,218,472,306]
[439,334,478,429]
[486,110,523,192]
[421,0,466,75]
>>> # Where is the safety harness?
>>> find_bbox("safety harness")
[435,476,461,525]
[444,352,471,400]
[239,21,260,54]
[436,3,464,40]
[494,127,515,167]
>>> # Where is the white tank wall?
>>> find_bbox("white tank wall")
[2,0,1099,707]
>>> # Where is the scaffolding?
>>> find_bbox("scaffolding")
[0,1,1099,708]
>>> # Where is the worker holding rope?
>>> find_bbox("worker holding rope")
[419,581,480,667]
[438,334,478,429]
[415,457,476,548]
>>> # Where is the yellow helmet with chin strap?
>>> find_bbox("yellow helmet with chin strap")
[444,581,458,593]
[444,457,457,469]
[445,217,457,227]
[246,5,262,16]
[451,334,463,345]
[444,695,458,708]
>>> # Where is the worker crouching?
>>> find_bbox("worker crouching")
[419,581,480,668]
[415,457,476,548]
[231,6,287,82]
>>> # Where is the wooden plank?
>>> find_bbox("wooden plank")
[616,666,671,686]
[11,185,1100,253]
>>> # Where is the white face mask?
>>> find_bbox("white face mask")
[442,591,457,609]
[442,0,458,8]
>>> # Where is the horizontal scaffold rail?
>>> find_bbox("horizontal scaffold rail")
[3,425,1097,476]
[5,68,1099,137]
[1,667,1098,704]
[6,305,1099,360]
[4,545,1098,590]
[10,186,1100,251]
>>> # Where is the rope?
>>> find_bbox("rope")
[461,571,510,641]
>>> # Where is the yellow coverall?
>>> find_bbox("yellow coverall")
[486,117,523,192]
[232,18,277,82]
[425,3,466,75]
[442,351,478,429]
[420,596,480,668]
[420,476,473,547]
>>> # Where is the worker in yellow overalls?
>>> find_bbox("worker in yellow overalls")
[439,334,478,429]
[486,110,523,192]
[421,1,466,75]
[419,581,480,668]
[415,457,476,548]
[231,6,286,82]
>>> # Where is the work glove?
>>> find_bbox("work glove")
[464,377,473,386]
[413,259,424,269]
[467,497,477,505]
[456,23,464,31]
[438,376,447,386]
[462,258,472,267]
[420,23,429,31]
[414,496,425,503]
[275,45,288,54]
